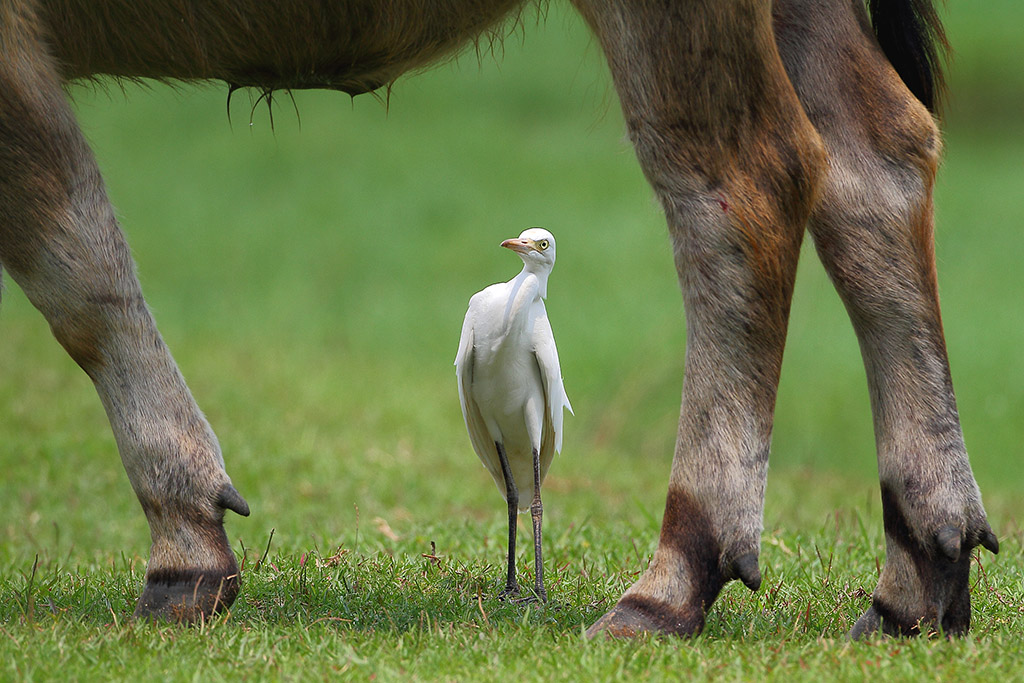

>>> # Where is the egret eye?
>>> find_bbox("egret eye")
[538,240,549,250]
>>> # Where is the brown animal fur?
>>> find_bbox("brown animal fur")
[40,0,524,93]
[0,0,996,634]
[775,0,997,637]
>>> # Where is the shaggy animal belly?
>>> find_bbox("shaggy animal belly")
[40,0,525,93]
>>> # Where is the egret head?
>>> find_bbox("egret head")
[501,227,556,272]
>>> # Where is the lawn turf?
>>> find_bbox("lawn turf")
[1,1,1023,680]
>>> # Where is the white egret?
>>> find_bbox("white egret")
[455,227,573,601]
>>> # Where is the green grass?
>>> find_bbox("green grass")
[2,2,1024,679]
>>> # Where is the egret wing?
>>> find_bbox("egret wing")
[531,305,573,456]
[455,301,506,496]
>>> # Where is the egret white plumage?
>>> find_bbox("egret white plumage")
[455,227,573,601]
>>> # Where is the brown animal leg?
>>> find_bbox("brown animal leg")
[773,0,997,638]
[574,0,825,637]
[0,7,248,622]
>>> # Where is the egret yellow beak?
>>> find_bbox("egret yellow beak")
[501,237,537,254]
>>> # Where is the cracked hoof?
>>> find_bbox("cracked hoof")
[585,595,706,639]
[133,566,241,623]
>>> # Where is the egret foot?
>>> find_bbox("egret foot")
[497,583,521,601]
[511,578,547,604]
[513,593,542,605]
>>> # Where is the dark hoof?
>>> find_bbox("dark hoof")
[848,601,946,640]
[979,526,999,555]
[934,526,962,562]
[849,582,971,640]
[849,605,882,640]
[731,553,762,591]
[133,567,241,623]
[217,483,250,518]
[585,595,705,639]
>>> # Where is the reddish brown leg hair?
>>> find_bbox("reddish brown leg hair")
[774,0,997,638]
[0,3,248,621]
[574,0,825,637]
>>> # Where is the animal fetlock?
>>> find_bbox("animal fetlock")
[661,484,763,593]
[134,481,249,622]
[588,485,762,639]
[847,480,997,639]
[136,532,242,622]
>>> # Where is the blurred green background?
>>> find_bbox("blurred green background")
[1,0,1022,572]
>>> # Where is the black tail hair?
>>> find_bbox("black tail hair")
[866,0,950,113]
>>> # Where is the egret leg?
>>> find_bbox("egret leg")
[530,447,547,602]
[495,442,520,599]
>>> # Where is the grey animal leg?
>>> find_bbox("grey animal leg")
[773,0,998,638]
[574,0,825,637]
[0,7,247,622]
